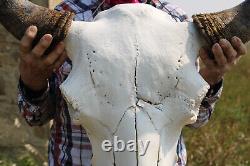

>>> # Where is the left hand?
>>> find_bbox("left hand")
[199,36,247,86]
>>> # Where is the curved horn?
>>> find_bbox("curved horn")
[192,0,250,47]
[0,0,74,54]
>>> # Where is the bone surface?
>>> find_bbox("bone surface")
[61,4,210,166]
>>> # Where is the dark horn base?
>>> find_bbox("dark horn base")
[192,0,250,47]
[0,0,74,55]
[30,10,75,55]
[192,13,234,47]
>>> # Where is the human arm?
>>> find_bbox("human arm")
[189,37,247,128]
[18,0,104,126]
[18,26,67,126]
[18,0,101,126]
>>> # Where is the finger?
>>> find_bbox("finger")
[231,36,247,56]
[19,26,37,55]
[31,34,53,58]
[212,43,227,66]
[53,51,68,71]
[43,42,65,66]
[219,39,237,63]
[199,47,215,67]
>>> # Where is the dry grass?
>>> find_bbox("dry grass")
[184,53,250,166]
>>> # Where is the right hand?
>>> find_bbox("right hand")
[19,26,68,91]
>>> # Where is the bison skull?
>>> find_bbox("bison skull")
[61,4,209,166]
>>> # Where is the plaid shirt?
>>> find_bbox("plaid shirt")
[17,0,222,165]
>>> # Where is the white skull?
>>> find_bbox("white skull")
[60,4,210,166]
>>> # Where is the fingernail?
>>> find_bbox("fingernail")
[232,36,238,43]
[29,26,37,32]
[213,43,219,49]
[43,35,52,42]
[220,39,227,46]
[236,37,241,43]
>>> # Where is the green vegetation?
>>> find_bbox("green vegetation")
[0,148,42,166]
[185,54,250,166]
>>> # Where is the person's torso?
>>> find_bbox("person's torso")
[49,1,188,165]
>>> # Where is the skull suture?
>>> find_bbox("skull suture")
[0,0,250,165]
[61,4,209,166]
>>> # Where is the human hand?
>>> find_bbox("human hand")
[19,26,67,91]
[199,36,247,86]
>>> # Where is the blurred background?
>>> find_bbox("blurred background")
[0,0,249,165]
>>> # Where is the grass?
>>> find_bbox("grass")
[0,147,42,166]
[184,54,250,166]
